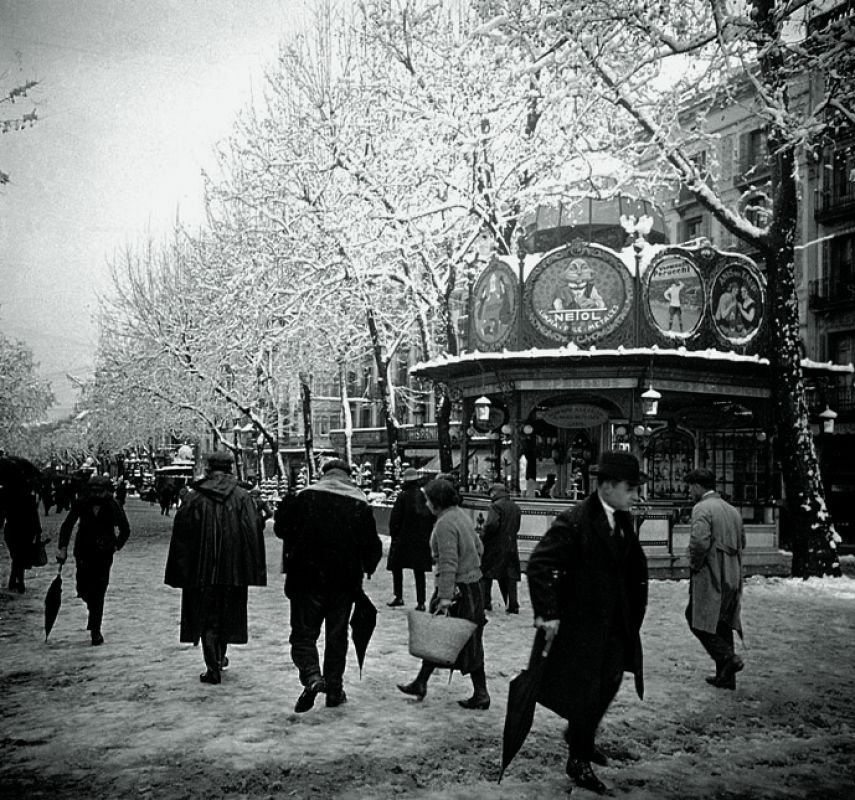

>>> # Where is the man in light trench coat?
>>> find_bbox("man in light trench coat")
[685,467,746,690]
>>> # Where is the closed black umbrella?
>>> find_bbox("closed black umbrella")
[349,588,377,678]
[44,565,64,642]
[0,455,42,490]
[498,628,553,783]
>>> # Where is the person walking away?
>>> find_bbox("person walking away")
[480,483,522,614]
[56,475,130,645]
[158,482,174,516]
[2,479,42,593]
[278,459,381,712]
[526,450,648,794]
[385,468,433,611]
[397,478,491,710]
[164,451,266,684]
[249,486,273,535]
[684,468,745,690]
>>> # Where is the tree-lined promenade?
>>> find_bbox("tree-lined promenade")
[4,1,854,576]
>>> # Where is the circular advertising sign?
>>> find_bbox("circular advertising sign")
[471,261,519,350]
[644,252,705,338]
[709,260,765,345]
[524,244,633,345]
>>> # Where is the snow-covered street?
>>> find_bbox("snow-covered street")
[2,498,854,799]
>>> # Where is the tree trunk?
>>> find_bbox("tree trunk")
[338,359,354,466]
[299,373,315,483]
[435,382,454,474]
[755,0,841,577]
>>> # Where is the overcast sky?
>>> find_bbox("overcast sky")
[0,0,300,418]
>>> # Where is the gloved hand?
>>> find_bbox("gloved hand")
[56,546,67,565]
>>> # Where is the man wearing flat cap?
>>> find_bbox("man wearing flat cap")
[385,468,433,610]
[684,467,745,690]
[526,450,649,794]
[165,451,266,684]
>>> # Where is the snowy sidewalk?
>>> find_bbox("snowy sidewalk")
[2,498,854,799]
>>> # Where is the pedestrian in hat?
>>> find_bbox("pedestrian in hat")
[278,458,381,712]
[164,451,266,684]
[385,468,433,610]
[480,483,522,614]
[684,467,745,690]
[56,474,130,645]
[526,450,649,794]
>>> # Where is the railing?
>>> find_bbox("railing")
[815,188,855,221]
[808,276,855,310]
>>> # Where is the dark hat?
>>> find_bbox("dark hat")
[489,483,509,497]
[88,475,112,489]
[206,451,234,471]
[322,458,352,475]
[401,468,421,483]
[592,450,649,486]
[685,467,716,488]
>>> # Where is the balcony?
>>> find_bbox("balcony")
[815,188,855,223]
[808,276,855,312]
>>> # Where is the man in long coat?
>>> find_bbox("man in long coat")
[278,459,381,712]
[2,480,43,594]
[480,483,522,613]
[527,450,648,795]
[685,467,745,689]
[385,468,433,610]
[57,475,130,644]
[164,451,265,685]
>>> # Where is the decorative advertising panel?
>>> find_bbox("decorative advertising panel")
[523,243,633,345]
[644,253,705,338]
[709,259,765,346]
[471,260,519,351]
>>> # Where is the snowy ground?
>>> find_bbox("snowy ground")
[1,498,854,799]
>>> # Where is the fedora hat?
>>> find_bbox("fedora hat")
[401,468,421,483]
[591,450,649,486]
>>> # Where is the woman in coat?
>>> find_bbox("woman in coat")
[385,468,433,610]
[397,478,490,709]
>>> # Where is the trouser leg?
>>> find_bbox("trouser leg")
[481,577,494,609]
[565,629,624,761]
[414,570,426,605]
[686,603,734,672]
[322,591,353,691]
[289,592,325,686]
[200,587,226,675]
[392,568,404,599]
[501,578,519,611]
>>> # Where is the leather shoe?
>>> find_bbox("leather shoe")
[705,674,736,690]
[91,633,104,646]
[720,655,744,683]
[295,678,326,712]
[199,670,221,685]
[386,597,405,607]
[457,692,490,710]
[326,688,347,708]
[397,680,427,701]
[415,603,426,611]
[565,757,606,794]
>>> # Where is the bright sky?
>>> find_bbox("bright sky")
[0,0,300,418]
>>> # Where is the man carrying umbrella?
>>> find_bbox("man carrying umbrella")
[56,475,130,645]
[277,458,381,712]
[525,450,648,794]
[164,451,266,685]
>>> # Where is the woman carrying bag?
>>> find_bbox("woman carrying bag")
[397,478,490,710]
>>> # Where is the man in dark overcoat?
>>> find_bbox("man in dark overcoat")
[527,450,648,795]
[480,483,522,613]
[685,467,745,689]
[57,475,130,644]
[385,468,433,610]
[2,481,42,594]
[278,458,381,712]
[164,451,266,685]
